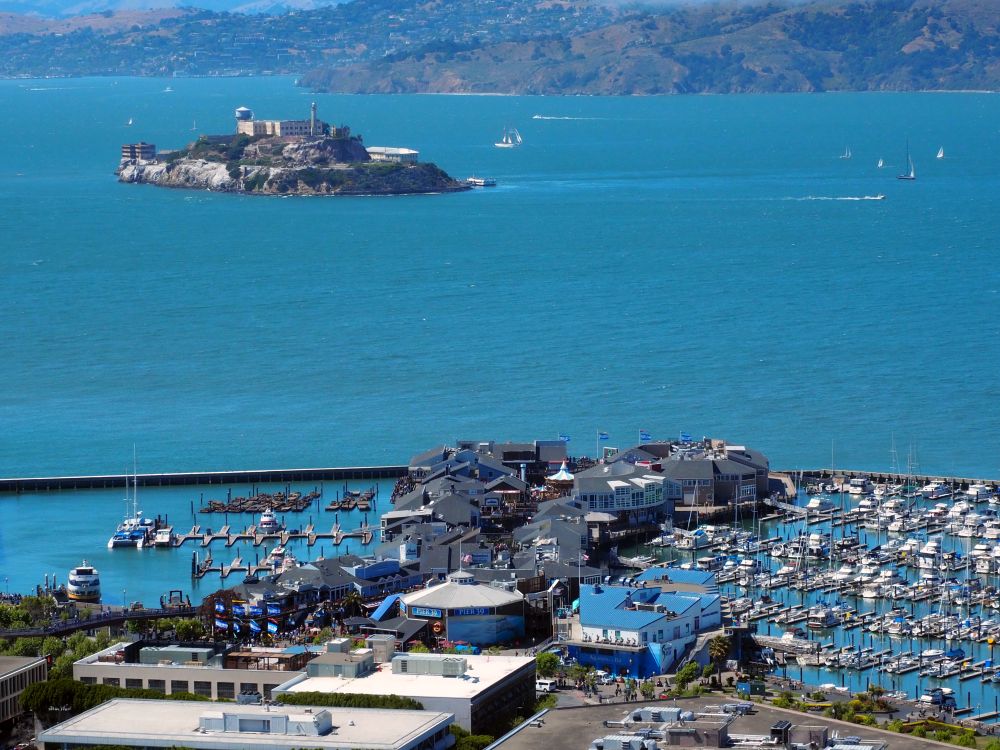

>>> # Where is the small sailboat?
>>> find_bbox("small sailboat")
[877,158,884,169]
[163,86,173,93]
[126,117,133,126]
[839,146,852,160]
[191,120,198,132]
[897,140,916,181]
[936,146,945,159]
[495,127,522,149]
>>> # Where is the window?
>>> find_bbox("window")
[240,682,259,694]
[102,678,121,687]
[672,626,680,639]
[147,679,165,694]
[193,681,212,697]
[125,678,143,690]
[79,676,96,684]
[171,680,189,694]
[217,682,235,699]
[263,684,279,699]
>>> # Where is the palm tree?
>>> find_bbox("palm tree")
[341,590,364,618]
[708,635,732,678]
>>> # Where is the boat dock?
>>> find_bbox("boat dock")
[175,521,375,550]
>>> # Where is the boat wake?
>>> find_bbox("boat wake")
[531,114,599,120]
[790,195,886,201]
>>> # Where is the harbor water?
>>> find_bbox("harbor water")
[2,78,1000,653]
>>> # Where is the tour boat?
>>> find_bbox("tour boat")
[465,176,497,187]
[66,561,101,602]
[494,127,522,149]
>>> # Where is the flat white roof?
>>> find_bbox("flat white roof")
[39,699,451,750]
[284,654,534,701]
[367,147,419,155]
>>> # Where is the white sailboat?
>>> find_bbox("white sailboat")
[897,140,916,181]
[877,158,884,169]
[494,127,522,149]
[126,117,134,127]
[191,120,198,132]
[839,145,852,159]
[936,146,945,159]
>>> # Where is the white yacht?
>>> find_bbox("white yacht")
[107,478,155,549]
[804,497,837,513]
[917,539,942,570]
[965,484,995,502]
[66,561,101,602]
[848,477,873,495]
[258,509,281,534]
[921,482,953,500]
[832,564,856,582]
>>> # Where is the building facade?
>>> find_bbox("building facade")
[0,655,47,726]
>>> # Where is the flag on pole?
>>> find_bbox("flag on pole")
[558,433,571,442]
[680,431,692,443]
[639,429,652,442]
[598,431,609,440]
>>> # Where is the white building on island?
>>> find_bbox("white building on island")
[367,147,419,164]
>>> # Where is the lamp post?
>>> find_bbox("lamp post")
[123,588,127,611]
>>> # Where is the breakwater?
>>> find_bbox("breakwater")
[0,465,406,494]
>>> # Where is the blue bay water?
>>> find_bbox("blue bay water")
[1,77,1000,602]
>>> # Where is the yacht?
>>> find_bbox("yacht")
[921,482,952,500]
[107,478,155,549]
[965,484,995,502]
[258,509,281,534]
[832,564,856,582]
[66,561,101,602]
[494,127,522,149]
[804,497,837,513]
[807,607,841,629]
[848,477,873,495]
[917,539,942,570]
[860,583,882,599]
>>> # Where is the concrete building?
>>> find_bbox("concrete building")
[0,655,47,726]
[366,147,419,164]
[235,102,330,138]
[399,571,526,645]
[121,142,156,160]
[73,641,309,700]
[38,698,456,750]
[275,651,536,734]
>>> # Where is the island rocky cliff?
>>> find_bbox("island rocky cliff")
[117,133,468,196]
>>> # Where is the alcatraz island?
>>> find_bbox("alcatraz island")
[117,103,470,196]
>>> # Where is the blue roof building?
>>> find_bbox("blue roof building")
[566,569,721,678]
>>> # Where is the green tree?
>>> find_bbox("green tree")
[640,681,655,699]
[408,642,430,653]
[702,663,715,680]
[175,619,206,641]
[341,590,364,618]
[674,661,701,689]
[535,652,559,678]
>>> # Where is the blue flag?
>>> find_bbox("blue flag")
[639,430,652,441]
[598,431,609,440]
[680,432,692,442]
[558,433,570,442]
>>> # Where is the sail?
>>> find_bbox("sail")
[937,147,944,159]
[877,158,884,168]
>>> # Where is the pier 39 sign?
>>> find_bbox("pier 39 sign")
[407,605,490,618]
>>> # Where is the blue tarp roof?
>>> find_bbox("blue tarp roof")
[371,594,401,622]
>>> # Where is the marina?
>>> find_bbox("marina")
[622,476,1000,719]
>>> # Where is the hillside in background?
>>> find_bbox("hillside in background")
[1,0,999,93]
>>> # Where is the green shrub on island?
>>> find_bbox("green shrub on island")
[277,691,423,710]
[450,725,494,750]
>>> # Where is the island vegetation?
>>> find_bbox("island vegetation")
[2,0,1000,94]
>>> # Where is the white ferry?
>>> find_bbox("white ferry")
[66,561,101,602]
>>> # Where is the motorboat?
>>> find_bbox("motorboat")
[804,497,837,513]
[965,483,995,502]
[848,477,873,495]
[66,561,101,602]
[153,527,175,547]
[921,482,952,500]
[807,607,842,629]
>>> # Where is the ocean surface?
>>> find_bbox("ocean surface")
[1,77,1000,603]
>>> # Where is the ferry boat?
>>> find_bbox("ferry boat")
[66,561,101,602]
[258,509,281,534]
[465,176,497,187]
